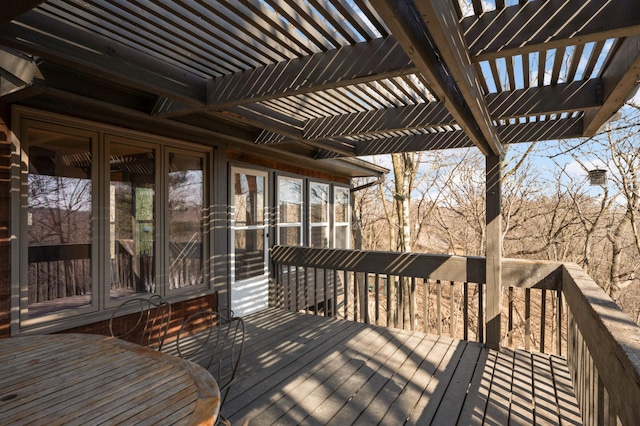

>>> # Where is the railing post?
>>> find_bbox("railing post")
[486,154,502,350]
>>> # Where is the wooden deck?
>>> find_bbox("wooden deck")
[175,308,583,425]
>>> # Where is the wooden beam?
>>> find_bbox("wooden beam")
[487,79,602,119]
[499,117,584,144]
[304,102,454,140]
[486,154,502,350]
[0,11,207,106]
[213,105,304,140]
[464,0,640,62]
[0,1,46,26]
[298,80,599,141]
[369,0,502,156]
[351,131,473,156]
[313,117,583,157]
[155,36,417,117]
[0,47,40,97]
[583,35,640,136]
[22,88,257,145]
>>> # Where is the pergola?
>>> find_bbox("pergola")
[2,0,640,348]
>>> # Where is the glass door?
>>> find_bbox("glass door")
[230,168,269,316]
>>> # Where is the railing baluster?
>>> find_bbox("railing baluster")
[556,290,563,356]
[525,288,531,352]
[449,281,455,338]
[343,270,348,320]
[304,266,309,315]
[323,268,328,317]
[478,283,484,343]
[396,276,405,329]
[508,287,514,348]
[333,269,338,318]
[294,265,299,312]
[463,282,469,341]
[283,264,288,310]
[364,273,370,324]
[354,271,359,323]
[375,273,380,326]
[423,278,429,334]
[410,277,416,331]
[541,288,547,353]
[437,280,442,336]
[387,274,392,328]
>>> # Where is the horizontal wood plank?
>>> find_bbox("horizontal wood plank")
[202,308,581,425]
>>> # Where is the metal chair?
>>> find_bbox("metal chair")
[176,309,245,426]
[109,295,171,350]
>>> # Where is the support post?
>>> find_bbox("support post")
[486,154,502,350]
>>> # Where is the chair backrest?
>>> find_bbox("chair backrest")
[176,309,245,405]
[109,295,172,350]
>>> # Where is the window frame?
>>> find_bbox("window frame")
[276,175,304,246]
[308,180,330,249]
[12,108,214,333]
[333,185,351,249]
[17,119,102,328]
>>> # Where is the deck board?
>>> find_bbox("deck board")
[170,308,582,425]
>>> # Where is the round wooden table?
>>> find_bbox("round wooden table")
[0,333,220,425]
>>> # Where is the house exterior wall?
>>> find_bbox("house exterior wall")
[0,107,358,337]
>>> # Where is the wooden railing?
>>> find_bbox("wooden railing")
[562,263,640,426]
[270,245,640,425]
[270,245,564,353]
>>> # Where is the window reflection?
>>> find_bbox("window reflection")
[168,153,204,289]
[234,172,266,280]
[278,177,303,246]
[27,129,93,316]
[109,143,155,299]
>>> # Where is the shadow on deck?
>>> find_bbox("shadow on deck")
[217,309,581,425]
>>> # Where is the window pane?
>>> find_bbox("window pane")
[27,129,92,317]
[335,187,350,223]
[278,177,302,223]
[279,226,301,246]
[168,153,204,290]
[335,226,349,249]
[235,229,265,280]
[110,143,156,299]
[234,172,265,226]
[311,226,329,248]
[310,183,329,223]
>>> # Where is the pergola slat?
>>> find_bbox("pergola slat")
[154,36,416,117]
[298,80,599,141]
[0,11,207,105]
[313,117,583,158]
[0,0,46,26]
[464,0,640,62]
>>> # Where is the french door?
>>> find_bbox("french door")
[230,168,269,316]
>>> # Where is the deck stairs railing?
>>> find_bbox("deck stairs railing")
[270,245,640,426]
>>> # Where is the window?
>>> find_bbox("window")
[25,125,97,319]
[167,152,205,290]
[309,182,329,248]
[109,141,157,299]
[277,176,303,246]
[334,187,350,249]
[17,114,211,327]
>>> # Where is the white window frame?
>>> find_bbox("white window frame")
[333,186,351,249]
[309,181,330,248]
[276,175,304,246]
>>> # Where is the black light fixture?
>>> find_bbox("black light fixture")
[588,169,607,186]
